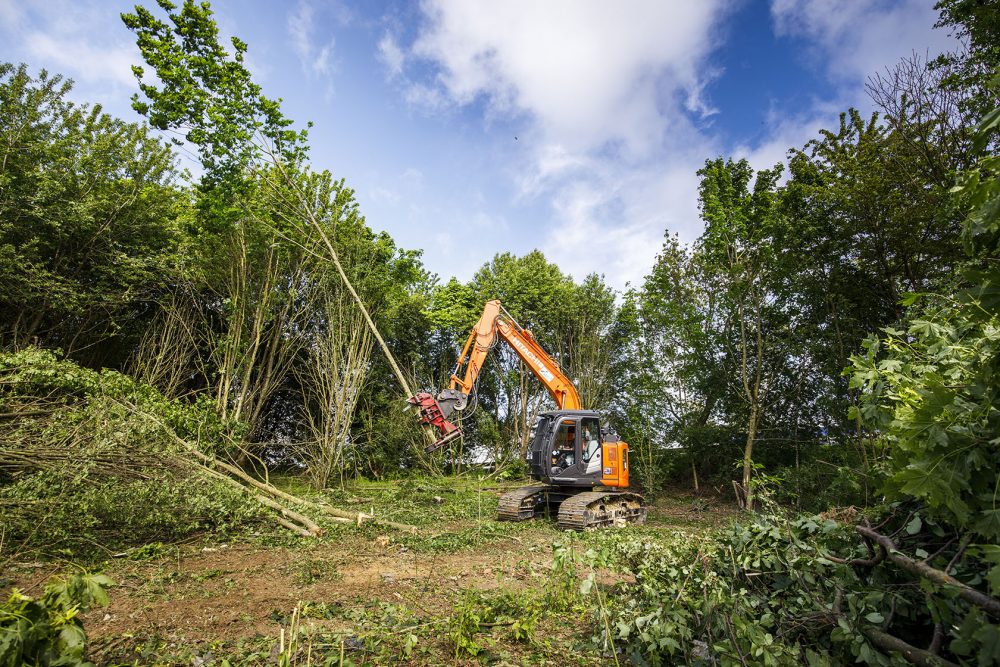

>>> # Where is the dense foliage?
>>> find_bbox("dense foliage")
[0,63,182,367]
[0,572,112,666]
[562,502,998,666]
[0,348,262,556]
[1,0,999,663]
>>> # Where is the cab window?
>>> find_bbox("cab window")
[550,420,577,471]
[581,417,600,461]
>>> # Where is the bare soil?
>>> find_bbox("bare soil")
[3,485,734,665]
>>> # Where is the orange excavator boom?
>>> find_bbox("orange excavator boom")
[409,299,580,450]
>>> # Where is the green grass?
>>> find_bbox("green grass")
[68,476,734,666]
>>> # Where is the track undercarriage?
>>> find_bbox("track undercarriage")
[497,485,647,530]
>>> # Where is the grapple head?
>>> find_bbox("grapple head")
[407,392,463,452]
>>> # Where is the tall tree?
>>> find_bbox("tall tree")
[0,63,182,365]
[696,158,788,510]
[933,0,1000,121]
[122,0,421,414]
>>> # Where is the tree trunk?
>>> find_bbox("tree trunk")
[742,406,758,511]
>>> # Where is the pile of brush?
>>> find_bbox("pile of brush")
[0,348,417,562]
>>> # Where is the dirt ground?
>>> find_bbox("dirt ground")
[3,482,734,666]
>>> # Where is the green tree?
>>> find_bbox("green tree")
[697,158,788,510]
[122,0,424,432]
[778,108,969,484]
[122,0,436,476]
[934,0,1000,121]
[851,95,1000,542]
[563,273,617,410]
[0,63,182,365]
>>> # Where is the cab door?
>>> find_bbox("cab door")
[579,416,603,479]
[548,416,605,484]
[549,418,580,475]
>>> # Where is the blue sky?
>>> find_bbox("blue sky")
[0,0,958,290]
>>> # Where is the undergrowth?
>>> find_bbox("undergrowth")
[0,348,263,560]
[0,571,113,666]
[556,507,1000,666]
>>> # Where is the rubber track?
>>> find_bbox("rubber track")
[556,491,647,530]
[497,485,557,521]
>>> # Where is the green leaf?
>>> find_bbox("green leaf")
[974,509,1000,540]
[988,565,1000,591]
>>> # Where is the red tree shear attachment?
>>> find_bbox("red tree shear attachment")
[407,392,462,452]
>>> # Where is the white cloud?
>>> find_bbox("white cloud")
[369,186,400,204]
[731,97,845,176]
[408,1,728,157]
[771,0,956,84]
[373,0,960,289]
[24,32,136,88]
[0,0,24,28]
[288,1,336,78]
[0,1,140,94]
[684,66,724,119]
[538,154,707,287]
[471,210,508,231]
[750,0,960,184]
[377,33,405,78]
[401,167,424,188]
[434,231,455,254]
[514,144,594,198]
[388,1,733,288]
[403,82,449,111]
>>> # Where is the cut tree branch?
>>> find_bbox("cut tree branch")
[120,398,422,535]
[856,525,1000,619]
[860,626,958,667]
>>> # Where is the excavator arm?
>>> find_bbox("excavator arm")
[409,299,581,451]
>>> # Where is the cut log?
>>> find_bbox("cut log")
[273,516,313,538]
[196,460,321,536]
[254,494,323,536]
[193,449,420,534]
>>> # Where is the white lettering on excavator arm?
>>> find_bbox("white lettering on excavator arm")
[509,336,556,383]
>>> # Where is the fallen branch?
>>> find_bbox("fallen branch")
[859,626,958,667]
[254,494,323,537]
[856,525,1000,619]
[194,448,420,534]
[824,543,887,568]
[273,516,313,538]
[829,586,958,667]
[197,460,322,536]
[0,409,58,420]
[120,398,422,535]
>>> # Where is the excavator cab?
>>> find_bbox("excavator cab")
[526,410,629,489]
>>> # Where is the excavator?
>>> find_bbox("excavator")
[408,300,647,530]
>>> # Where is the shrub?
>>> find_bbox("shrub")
[564,508,998,666]
[0,571,112,666]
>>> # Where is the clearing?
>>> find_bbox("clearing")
[3,479,734,665]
